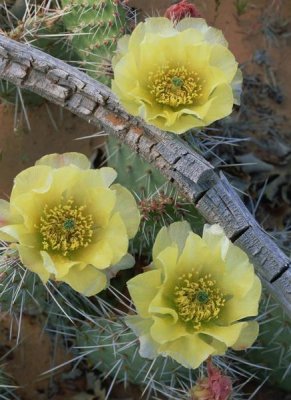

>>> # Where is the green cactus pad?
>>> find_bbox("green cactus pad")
[106,136,168,196]
[76,316,198,388]
[246,295,291,391]
[0,1,78,104]
[62,0,129,85]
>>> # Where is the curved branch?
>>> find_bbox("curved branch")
[0,34,290,317]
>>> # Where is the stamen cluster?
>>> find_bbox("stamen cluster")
[174,272,225,328]
[148,65,203,108]
[39,198,94,256]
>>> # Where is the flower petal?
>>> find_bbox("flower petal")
[231,321,259,350]
[210,45,238,82]
[111,184,140,238]
[17,245,50,283]
[149,288,179,323]
[151,315,189,344]
[231,68,243,105]
[11,166,53,199]
[176,18,228,46]
[61,264,108,296]
[125,315,159,359]
[100,212,128,265]
[35,152,91,170]
[75,240,113,270]
[129,18,176,55]
[159,334,216,369]
[0,199,11,227]
[127,269,162,318]
[0,199,21,241]
[199,322,246,347]
[153,221,191,261]
[177,233,210,274]
[220,275,261,324]
[79,168,117,189]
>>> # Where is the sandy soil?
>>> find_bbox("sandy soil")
[0,103,103,197]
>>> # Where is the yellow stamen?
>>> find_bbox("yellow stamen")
[148,65,204,108]
[38,198,94,256]
[174,272,225,329]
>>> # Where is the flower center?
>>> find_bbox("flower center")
[174,272,225,329]
[39,198,94,256]
[148,65,204,108]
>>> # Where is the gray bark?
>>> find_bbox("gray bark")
[0,35,290,317]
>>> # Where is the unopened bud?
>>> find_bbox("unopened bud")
[190,360,232,400]
[165,1,201,22]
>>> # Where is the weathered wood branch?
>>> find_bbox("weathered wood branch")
[0,35,290,316]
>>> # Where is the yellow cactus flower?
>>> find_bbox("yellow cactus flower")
[0,153,140,296]
[112,17,242,134]
[126,222,261,369]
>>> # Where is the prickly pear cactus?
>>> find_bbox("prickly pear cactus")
[0,365,18,399]
[0,242,49,314]
[62,0,130,85]
[106,136,167,196]
[246,295,291,391]
[76,316,199,389]
[0,0,75,104]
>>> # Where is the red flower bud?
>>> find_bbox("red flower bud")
[190,360,232,400]
[164,0,201,22]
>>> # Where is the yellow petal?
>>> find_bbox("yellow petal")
[0,224,27,242]
[127,269,162,318]
[199,322,246,347]
[203,83,234,125]
[138,35,207,77]
[176,18,228,46]
[0,199,11,227]
[149,288,178,323]
[11,192,43,231]
[125,316,159,359]
[75,240,113,270]
[152,113,203,134]
[177,233,210,274]
[154,245,179,283]
[11,166,53,199]
[150,315,188,344]
[111,184,140,238]
[220,276,261,324]
[0,199,21,241]
[209,45,238,82]
[61,264,108,296]
[159,334,216,369]
[231,321,259,350]
[153,221,191,261]
[99,212,128,264]
[17,245,50,283]
[35,152,90,170]
[129,18,176,54]
[231,68,243,105]
[202,224,256,298]
[40,251,79,279]
[68,186,116,228]
[112,34,130,68]
[78,168,117,189]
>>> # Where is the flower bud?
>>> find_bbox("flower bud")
[164,0,201,22]
[190,360,232,400]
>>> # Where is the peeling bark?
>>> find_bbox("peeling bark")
[0,35,290,316]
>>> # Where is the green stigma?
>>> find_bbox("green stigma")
[172,76,183,87]
[63,218,75,230]
[197,291,209,304]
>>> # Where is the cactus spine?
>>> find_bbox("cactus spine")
[62,0,131,85]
